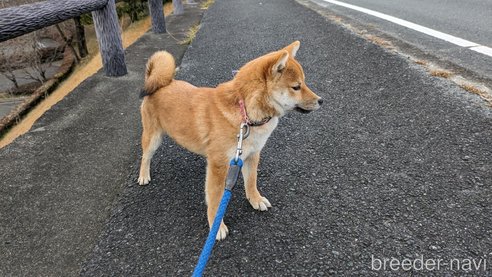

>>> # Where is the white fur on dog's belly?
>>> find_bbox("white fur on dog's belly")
[229,117,279,160]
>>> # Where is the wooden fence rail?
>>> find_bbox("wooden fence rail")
[0,0,107,42]
[0,0,167,77]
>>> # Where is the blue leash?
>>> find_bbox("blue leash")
[192,158,243,277]
[192,123,249,277]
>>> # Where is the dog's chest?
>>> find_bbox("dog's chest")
[238,117,279,159]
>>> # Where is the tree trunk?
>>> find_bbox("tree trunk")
[173,0,184,15]
[148,0,166,33]
[126,0,139,22]
[73,16,88,58]
[92,0,127,77]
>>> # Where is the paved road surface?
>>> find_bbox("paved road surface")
[0,7,204,276]
[81,0,491,275]
[311,0,492,78]
[1,0,491,276]
[324,0,492,46]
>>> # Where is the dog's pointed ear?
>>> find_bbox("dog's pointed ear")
[282,41,300,58]
[272,50,289,75]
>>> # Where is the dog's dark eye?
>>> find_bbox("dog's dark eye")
[292,85,301,91]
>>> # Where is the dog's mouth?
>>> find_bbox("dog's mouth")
[294,106,314,114]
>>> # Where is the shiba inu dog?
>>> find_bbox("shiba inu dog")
[138,41,322,240]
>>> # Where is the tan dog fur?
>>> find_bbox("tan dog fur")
[138,41,321,240]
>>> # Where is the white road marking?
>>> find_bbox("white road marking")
[319,0,492,57]
[470,46,492,57]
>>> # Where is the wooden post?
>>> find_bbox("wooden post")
[173,0,184,15]
[148,0,166,33]
[92,0,127,77]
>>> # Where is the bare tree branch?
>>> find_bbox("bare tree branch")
[55,23,80,62]
[23,32,60,84]
[0,47,20,91]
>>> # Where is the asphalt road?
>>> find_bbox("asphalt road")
[311,0,492,78]
[1,0,491,275]
[82,0,491,275]
[325,0,492,46]
[0,7,204,276]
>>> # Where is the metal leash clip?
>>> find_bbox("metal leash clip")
[234,123,250,162]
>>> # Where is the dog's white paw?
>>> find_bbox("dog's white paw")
[138,175,151,186]
[249,196,272,211]
[215,223,229,241]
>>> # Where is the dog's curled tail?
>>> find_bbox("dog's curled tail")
[141,51,176,97]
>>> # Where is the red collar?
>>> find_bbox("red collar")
[238,99,272,127]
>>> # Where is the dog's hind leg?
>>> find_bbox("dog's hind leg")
[138,103,163,186]
[242,152,272,211]
[205,160,229,240]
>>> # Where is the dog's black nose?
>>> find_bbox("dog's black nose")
[318,98,324,105]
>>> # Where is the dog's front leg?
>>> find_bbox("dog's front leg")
[205,160,229,240]
[242,152,272,211]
